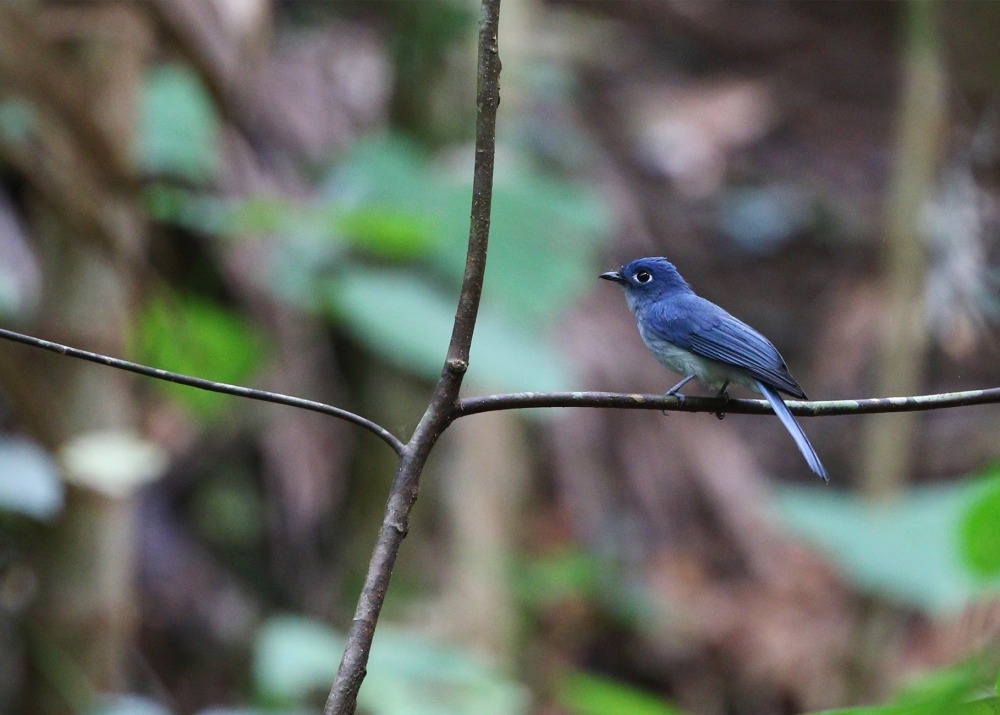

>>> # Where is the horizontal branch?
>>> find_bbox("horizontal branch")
[456,387,1000,418]
[6,326,999,451]
[0,327,405,454]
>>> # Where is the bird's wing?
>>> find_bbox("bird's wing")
[652,297,807,398]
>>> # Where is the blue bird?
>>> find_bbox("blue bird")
[601,256,827,481]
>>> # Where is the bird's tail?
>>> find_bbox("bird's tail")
[755,380,828,482]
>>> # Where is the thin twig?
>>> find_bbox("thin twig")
[455,387,1000,418]
[322,2,502,713]
[0,327,404,454]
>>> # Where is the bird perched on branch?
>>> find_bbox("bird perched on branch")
[600,256,827,481]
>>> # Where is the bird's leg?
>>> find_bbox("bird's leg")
[662,374,695,415]
[665,374,696,401]
[715,380,730,420]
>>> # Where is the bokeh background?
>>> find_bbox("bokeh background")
[1,1,1000,714]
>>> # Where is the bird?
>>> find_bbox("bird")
[600,256,827,481]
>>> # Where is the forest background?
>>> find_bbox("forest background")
[1,1,1000,714]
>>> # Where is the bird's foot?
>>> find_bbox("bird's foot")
[663,389,685,415]
[714,387,730,420]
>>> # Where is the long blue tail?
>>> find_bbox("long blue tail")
[755,380,828,482]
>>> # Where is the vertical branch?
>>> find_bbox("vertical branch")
[323,2,502,714]
[445,0,500,377]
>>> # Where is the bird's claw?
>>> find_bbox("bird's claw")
[663,389,685,416]
[714,389,730,420]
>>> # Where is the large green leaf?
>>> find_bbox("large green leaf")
[139,64,219,181]
[323,268,572,391]
[253,615,528,715]
[774,480,1000,613]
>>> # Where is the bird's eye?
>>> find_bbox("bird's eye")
[634,270,652,284]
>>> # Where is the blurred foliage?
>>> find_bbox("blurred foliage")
[323,135,610,323]
[138,64,219,181]
[324,267,568,391]
[383,0,477,141]
[0,435,62,520]
[775,474,1000,613]
[131,291,264,419]
[0,97,37,144]
[959,466,1000,577]
[150,133,608,391]
[555,671,688,715]
[253,615,528,714]
[189,466,265,550]
[59,431,167,498]
[805,656,1000,714]
[83,695,172,715]
[517,546,651,627]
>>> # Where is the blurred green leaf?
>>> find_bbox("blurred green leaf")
[190,473,264,549]
[0,98,37,143]
[132,292,263,419]
[253,615,342,705]
[407,164,609,324]
[519,548,604,608]
[960,468,1000,577]
[555,671,685,715]
[800,639,1000,715]
[517,548,653,632]
[774,480,1000,613]
[334,205,439,259]
[360,628,528,715]
[322,133,442,209]
[146,186,438,263]
[323,268,572,391]
[325,133,610,321]
[139,64,218,181]
[807,700,1000,715]
[891,659,997,714]
[253,615,528,715]
[0,436,62,520]
[476,170,610,322]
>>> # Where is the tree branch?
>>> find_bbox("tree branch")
[0,327,404,454]
[455,387,1000,417]
[322,2,502,713]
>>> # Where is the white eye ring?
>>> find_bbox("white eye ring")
[634,270,652,284]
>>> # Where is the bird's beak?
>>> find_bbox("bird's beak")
[599,270,624,283]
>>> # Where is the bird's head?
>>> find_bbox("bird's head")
[599,257,691,303]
